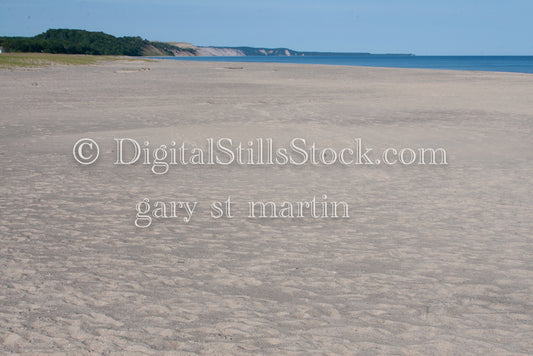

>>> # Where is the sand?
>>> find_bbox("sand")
[0,60,532,354]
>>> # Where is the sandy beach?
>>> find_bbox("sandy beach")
[1,59,532,354]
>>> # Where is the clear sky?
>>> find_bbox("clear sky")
[1,0,532,55]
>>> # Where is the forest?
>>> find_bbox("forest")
[0,29,195,56]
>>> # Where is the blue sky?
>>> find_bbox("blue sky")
[1,0,532,55]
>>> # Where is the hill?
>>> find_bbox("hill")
[0,29,196,56]
[0,29,413,57]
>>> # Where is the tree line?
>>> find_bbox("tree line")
[0,29,195,56]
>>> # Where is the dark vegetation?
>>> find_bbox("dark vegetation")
[0,29,196,56]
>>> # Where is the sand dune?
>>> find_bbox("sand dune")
[0,60,532,354]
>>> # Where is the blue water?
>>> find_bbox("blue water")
[153,55,533,74]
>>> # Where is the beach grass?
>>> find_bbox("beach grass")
[0,52,153,69]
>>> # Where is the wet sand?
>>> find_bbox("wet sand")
[1,60,532,354]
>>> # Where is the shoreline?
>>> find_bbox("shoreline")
[149,54,533,74]
[2,52,533,75]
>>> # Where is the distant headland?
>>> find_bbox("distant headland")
[0,29,414,57]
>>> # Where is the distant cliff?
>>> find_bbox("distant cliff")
[172,44,412,57]
[198,46,301,56]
